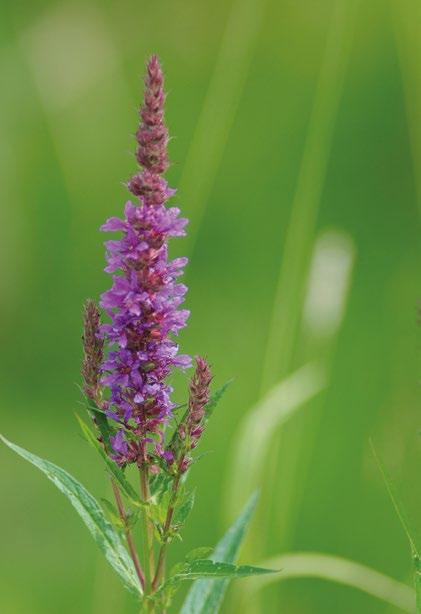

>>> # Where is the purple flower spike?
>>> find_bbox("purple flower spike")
[100,56,191,466]
[128,55,170,204]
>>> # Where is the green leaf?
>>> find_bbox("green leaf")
[173,489,195,529]
[185,547,214,562]
[76,415,143,508]
[1,434,142,597]
[126,509,140,530]
[158,559,276,598]
[181,492,259,614]
[370,440,419,557]
[177,559,275,580]
[101,498,125,530]
[205,380,232,419]
[149,490,170,528]
[85,400,112,451]
[149,471,173,500]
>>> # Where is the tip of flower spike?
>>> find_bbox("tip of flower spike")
[147,54,162,77]
[128,54,169,203]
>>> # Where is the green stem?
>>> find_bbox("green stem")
[139,467,155,594]
[152,473,181,592]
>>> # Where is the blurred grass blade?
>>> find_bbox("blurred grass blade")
[370,440,419,556]
[415,557,421,613]
[225,363,326,518]
[260,0,360,391]
[391,2,421,219]
[181,492,258,614]
[302,229,356,340]
[0,434,142,597]
[233,552,415,613]
[370,441,421,611]
[179,0,266,255]
[76,414,143,507]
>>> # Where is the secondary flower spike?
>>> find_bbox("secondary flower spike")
[100,56,191,465]
[169,356,212,472]
[81,299,104,405]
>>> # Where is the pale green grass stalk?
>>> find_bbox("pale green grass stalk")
[233,552,416,614]
[255,0,359,580]
[224,230,355,613]
[269,230,355,550]
[260,0,359,392]
[370,441,421,612]
[390,0,421,220]
[178,0,267,256]
[225,362,327,519]
[227,5,359,608]
[302,229,356,343]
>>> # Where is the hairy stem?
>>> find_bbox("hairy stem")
[111,480,145,591]
[152,473,181,592]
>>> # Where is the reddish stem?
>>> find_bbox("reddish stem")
[111,480,145,591]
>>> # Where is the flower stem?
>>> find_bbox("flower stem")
[139,467,155,594]
[111,479,145,591]
[152,473,181,592]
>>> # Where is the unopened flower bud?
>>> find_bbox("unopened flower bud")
[81,299,104,404]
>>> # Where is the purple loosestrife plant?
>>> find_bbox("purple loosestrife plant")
[1,56,275,613]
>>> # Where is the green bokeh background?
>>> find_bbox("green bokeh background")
[1,0,421,612]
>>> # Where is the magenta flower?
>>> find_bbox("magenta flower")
[100,56,191,464]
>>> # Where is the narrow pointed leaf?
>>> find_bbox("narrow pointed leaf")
[370,441,421,611]
[174,489,196,529]
[158,559,276,598]
[150,471,173,500]
[178,559,276,579]
[181,492,258,613]
[101,498,125,530]
[76,415,143,508]
[181,559,278,580]
[1,434,142,596]
[85,399,112,451]
[205,380,232,418]
[185,547,214,562]
[370,440,419,556]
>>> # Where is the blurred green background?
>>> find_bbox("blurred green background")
[1,0,421,612]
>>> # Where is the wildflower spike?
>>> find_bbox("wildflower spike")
[174,356,212,472]
[99,56,191,466]
[82,299,104,405]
